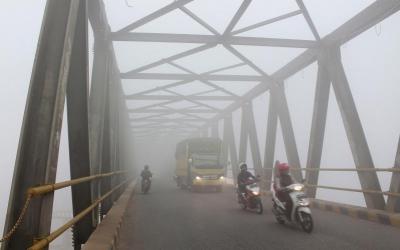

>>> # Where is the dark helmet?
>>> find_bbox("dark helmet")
[144,165,149,170]
[239,162,247,171]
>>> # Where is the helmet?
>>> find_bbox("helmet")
[239,162,247,171]
[277,162,290,175]
[144,165,149,170]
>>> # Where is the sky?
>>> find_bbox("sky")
[0,0,400,247]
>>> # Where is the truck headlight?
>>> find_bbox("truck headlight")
[195,176,201,180]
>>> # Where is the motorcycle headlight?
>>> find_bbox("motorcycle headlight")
[195,176,201,180]
[219,176,224,180]
[294,185,304,191]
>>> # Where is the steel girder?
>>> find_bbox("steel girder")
[305,55,331,198]
[223,115,239,184]
[65,0,94,247]
[326,47,385,209]
[263,92,278,189]
[387,137,400,212]
[2,1,86,249]
[112,32,317,48]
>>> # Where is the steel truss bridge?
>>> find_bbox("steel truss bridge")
[1,0,400,249]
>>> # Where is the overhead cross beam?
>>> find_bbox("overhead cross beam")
[112,32,318,48]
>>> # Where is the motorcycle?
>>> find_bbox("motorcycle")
[141,178,151,194]
[271,182,313,233]
[237,178,263,214]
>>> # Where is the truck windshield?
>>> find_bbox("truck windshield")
[192,154,222,169]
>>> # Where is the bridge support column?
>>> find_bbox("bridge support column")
[387,136,400,212]
[326,47,385,210]
[2,1,86,249]
[270,83,303,181]
[305,55,331,198]
[65,0,94,248]
[263,94,278,189]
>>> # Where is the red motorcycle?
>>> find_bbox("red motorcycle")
[237,178,263,214]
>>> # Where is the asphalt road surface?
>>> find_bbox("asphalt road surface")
[118,178,399,250]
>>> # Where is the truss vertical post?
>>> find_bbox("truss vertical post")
[2,1,82,249]
[221,118,230,177]
[100,81,112,217]
[263,94,278,188]
[200,127,208,137]
[305,55,331,198]
[239,106,248,163]
[65,0,94,247]
[224,115,239,183]
[386,136,400,212]
[327,47,385,209]
[211,121,219,138]
[88,35,110,226]
[271,83,302,181]
[245,103,263,176]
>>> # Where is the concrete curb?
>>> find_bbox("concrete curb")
[311,199,400,229]
[83,181,136,250]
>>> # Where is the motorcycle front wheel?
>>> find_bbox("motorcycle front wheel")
[256,199,263,214]
[299,212,313,233]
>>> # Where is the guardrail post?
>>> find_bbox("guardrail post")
[326,46,385,210]
[263,93,278,189]
[65,0,94,248]
[305,53,331,198]
[2,1,83,249]
[387,136,400,212]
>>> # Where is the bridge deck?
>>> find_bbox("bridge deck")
[118,179,399,250]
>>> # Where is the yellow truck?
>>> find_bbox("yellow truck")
[175,137,225,192]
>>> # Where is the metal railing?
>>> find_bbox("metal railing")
[261,167,400,198]
[0,171,131,250]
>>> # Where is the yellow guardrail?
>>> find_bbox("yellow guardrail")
[0,171,129,247]
[28,178,133,250]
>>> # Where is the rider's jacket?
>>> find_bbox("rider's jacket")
[275,173,294,190]
[237,170,255,189]
[141,169,152,180]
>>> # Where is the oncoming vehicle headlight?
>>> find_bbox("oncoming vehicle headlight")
[252,191,259,195]
[195,176,201,180]
[294,185,304,191]
[219,176,225,180]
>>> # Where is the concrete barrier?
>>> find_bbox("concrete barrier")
[82,181,136,250]
[311,199,400,229]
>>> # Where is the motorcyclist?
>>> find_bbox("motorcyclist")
[274,161,295,217]
[141,165,153,190]
[237,162,257,199]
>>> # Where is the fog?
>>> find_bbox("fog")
[1,0,400,247]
